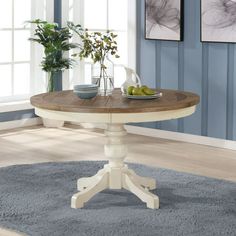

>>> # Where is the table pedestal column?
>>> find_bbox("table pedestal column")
[71,124,159,209]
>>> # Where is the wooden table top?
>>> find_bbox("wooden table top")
[30,89,199,114]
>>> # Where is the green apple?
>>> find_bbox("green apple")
[140,85,148,92]
[127,86,135,95]
[132,87,146,96]
[143,87,155,95]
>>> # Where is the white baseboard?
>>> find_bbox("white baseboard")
[0,117,42,131]
[69,122,236,151]
[125,125,236,151]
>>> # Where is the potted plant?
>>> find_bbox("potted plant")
[28,19,78,127]
[68,22,119,96]
[29,19,77,92]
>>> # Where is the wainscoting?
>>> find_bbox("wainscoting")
[137,0,236,141]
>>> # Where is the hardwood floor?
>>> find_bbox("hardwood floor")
[1,124,236,181]
[0,124,236,236]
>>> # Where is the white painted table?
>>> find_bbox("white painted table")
[31,89,199,209]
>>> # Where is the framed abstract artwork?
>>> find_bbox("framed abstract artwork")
[201,0,236,43]
[145,0,184,41]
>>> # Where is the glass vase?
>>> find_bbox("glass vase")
[46,71,55,93]
[91,57,114,96]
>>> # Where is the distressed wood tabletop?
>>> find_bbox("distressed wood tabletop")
[30,88,200,113]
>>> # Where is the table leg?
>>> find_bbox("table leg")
[77,169,106,191]
[122,172,159,209]
[127,169,156,190]
[71,172,109,208]
[71,123,160,209]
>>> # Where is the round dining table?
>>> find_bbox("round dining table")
[31,88,200,209]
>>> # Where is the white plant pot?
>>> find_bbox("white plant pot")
[42,118,64,128]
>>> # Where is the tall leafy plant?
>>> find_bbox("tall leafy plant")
[67,22,119,81]
[28,19,78,92]
[67,22,119,63]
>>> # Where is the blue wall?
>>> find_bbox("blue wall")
[137,0,236,141]
[0,110,36,122]
[54,0,63,91]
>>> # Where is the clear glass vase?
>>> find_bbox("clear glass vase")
[91,57,114,96]
[46,71,55,92]
[46,71,62,92]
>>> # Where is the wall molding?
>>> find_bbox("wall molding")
[0,118,42,131]
[69,122,236,151]
[125,125,236,151]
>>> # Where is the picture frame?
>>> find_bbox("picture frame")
[201,0,236,43]
[145,0,184,42]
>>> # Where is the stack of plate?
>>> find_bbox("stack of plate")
[73,84,98,99]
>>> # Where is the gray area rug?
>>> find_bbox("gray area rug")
[0,161,235,236]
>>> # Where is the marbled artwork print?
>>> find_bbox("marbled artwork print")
[145,0,182,41]
[201,0,236,42]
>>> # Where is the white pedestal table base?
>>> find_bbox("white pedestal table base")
[71,124,159,209]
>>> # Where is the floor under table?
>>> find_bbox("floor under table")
[0,124,236,235]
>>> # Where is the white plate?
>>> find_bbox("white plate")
[123,92,162,100]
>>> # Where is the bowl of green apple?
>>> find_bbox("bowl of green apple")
[124,85,162,100]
